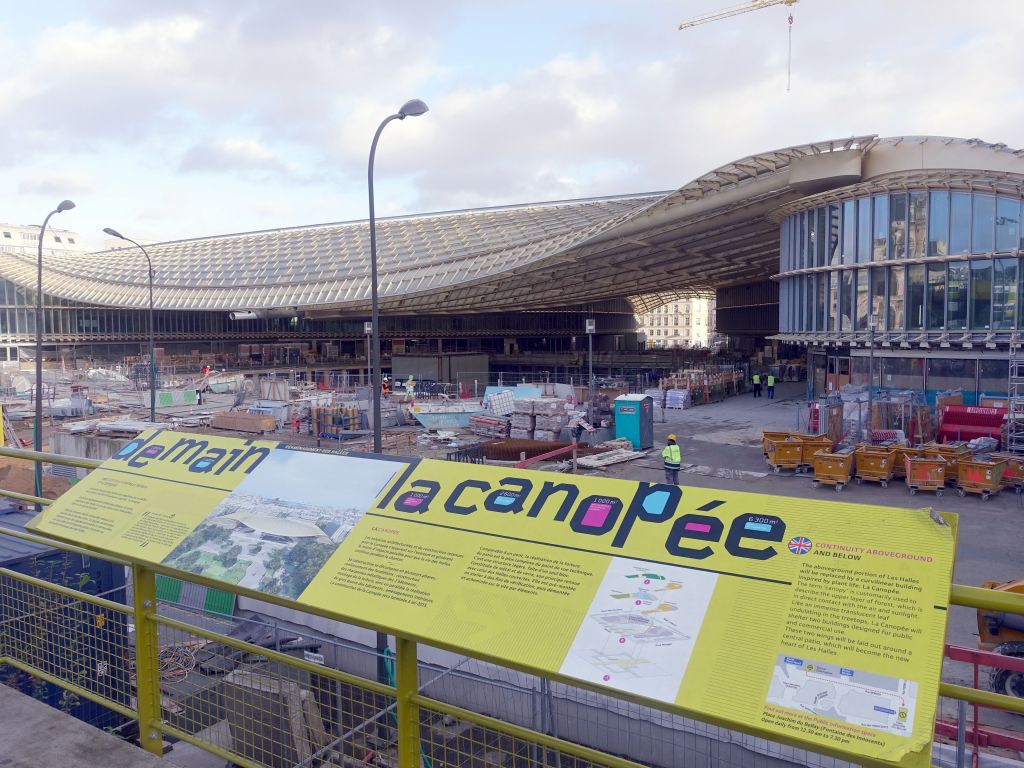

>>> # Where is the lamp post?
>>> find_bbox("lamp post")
[103,228,157,423]
[367,98,428,454]
[585,318,596,424]
[363,321,373,389]
[34,200,75,503]
[867,313,878,442]
[366,98,428,698]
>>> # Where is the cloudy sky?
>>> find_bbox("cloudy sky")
[4,1,1023,248]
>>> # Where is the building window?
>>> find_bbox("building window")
[907,264,925,330]
[855,269,868,330]
[53,236,62,243]
[979,359,1009,399]
[68,238,75,244]
[870,268,886,332]
[996,196,1019,252]
[970,259,992,329]
[882,357,924,390]
[889,265,906,330]
[828,272,838,331]
[815,273,825,332]
[972,194,995,253]
[842,200,855,264]
[947,262,969,330]
[992,257,1017,329]
[889,193,907,259]
[928,358,978,404]
[828,205,841,266]
[857,197,871,263]
[928,191,949,256]
[950,192,971,254]
[2,232,10,239]
[908,191,927,259]
[927,262,945,329]
[815,208,827,267]
[872,194,888,260]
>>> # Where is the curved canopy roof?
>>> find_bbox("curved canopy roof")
[4,134,1023,316]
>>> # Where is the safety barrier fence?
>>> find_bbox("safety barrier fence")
[0,446,1022,768]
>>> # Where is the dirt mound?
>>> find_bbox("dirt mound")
[0,460,72,500]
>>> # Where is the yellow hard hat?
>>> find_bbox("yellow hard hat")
[668,434,677,441]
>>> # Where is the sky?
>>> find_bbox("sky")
[3,1,1024,248]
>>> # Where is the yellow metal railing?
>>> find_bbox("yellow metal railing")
[0,445,1022,768]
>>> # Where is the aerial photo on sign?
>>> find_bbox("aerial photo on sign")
[162,448,403,599]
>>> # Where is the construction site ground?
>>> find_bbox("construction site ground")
[3,378,1020,737]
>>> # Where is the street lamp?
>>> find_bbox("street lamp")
[866,313,878,443]
[363,321,373,389]
[367,98,428,454]
[34,199,75,503]
[585,318,596,424]
[366,99,428,697]
[103,228,157,423]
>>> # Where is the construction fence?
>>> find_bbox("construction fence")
[0,449,1021,768]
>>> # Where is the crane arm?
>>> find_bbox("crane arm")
[679,0,797,30]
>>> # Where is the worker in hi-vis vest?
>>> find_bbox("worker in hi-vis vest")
[752,372,762,398]
[662,434,681,484]
[767,373,776,399]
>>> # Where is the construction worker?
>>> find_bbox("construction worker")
[752,372,762,398]
[662,434,681,484]
[381,376,391,397]
[404,375,416,402]
[767,372,776,399]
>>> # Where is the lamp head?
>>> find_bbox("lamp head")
[398,99,429,119]
[103,227,126,240]
[56,200,75,213]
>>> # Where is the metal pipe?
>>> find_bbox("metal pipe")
[102,229,156,421]
[368,112,401,455]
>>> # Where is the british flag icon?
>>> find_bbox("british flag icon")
[788,536,812,555]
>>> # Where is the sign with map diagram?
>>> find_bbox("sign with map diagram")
[29,430,956,768]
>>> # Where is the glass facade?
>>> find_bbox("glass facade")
[779,190,1024,334]
[0,278,637,353]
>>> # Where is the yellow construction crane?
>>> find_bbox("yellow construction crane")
[678,0,799,91]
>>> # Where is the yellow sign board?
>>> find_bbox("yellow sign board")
[29,431,956,766]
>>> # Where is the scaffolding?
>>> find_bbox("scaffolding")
[1007,341,1024,453]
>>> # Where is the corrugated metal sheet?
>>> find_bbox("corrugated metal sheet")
[0,512,53,564]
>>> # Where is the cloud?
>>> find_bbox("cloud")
[3,0,1024,241]
[179,139,290,175]
[18,172,95,196]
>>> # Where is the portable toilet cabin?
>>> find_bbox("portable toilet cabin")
[613,394,654,450]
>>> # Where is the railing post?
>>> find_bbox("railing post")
[395,637,420,768]
[955,699,967,768]
[131,564,163,756]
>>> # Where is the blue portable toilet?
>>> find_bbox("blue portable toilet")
[613,394,654,450]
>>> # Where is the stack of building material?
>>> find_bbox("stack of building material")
[577,448,646,468]
[210,411,277,434]
[665,389,690,409]
[312,405,362,437]
[534,413,568,441]
[486,390,515,417]
[469,414,510,438]
[644,388,665,407]
[510,400,535,440]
